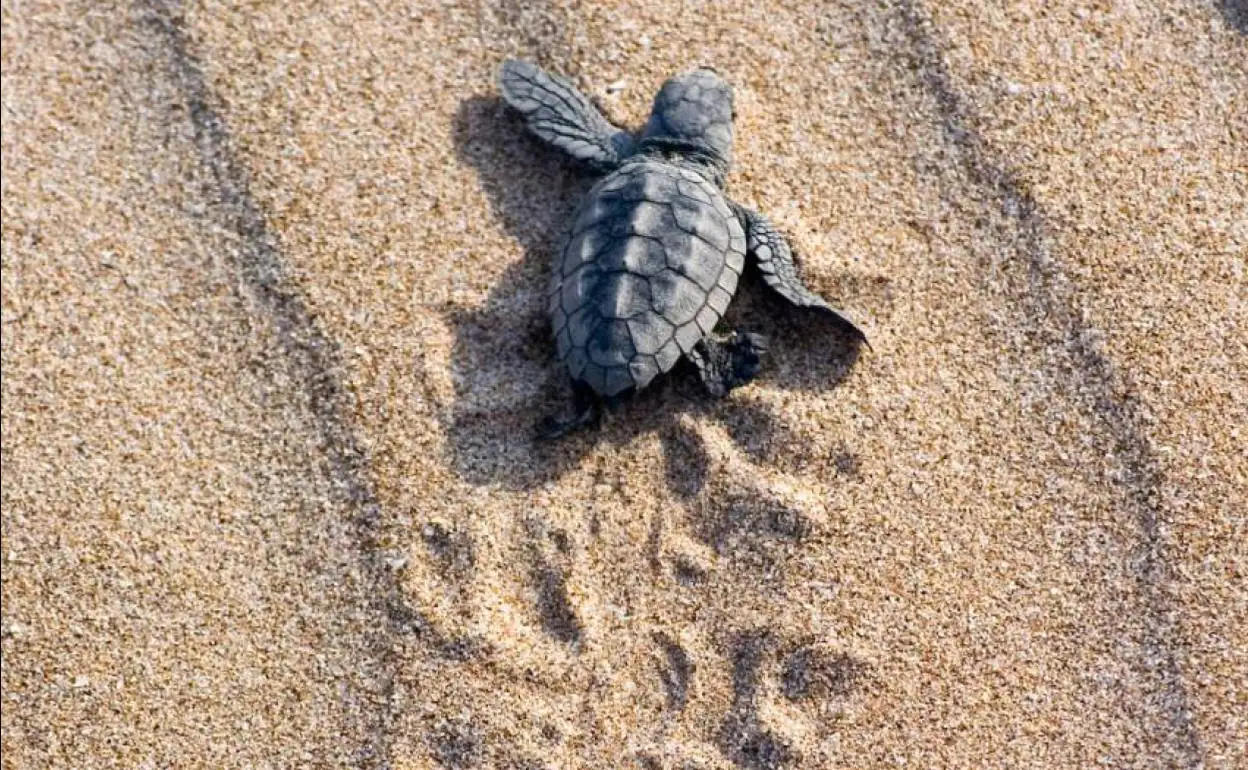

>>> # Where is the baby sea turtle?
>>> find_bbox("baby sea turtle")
[499,59,867,437]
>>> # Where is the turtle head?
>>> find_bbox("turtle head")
[639,67,735,174]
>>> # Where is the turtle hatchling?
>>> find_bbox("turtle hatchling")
[498,59,867,437]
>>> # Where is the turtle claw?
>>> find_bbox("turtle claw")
[691,331,769,399]
[732,332,768,381]
[536,411,593,441]
[536,384,602,440]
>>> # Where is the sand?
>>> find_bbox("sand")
[2,0,1245,767]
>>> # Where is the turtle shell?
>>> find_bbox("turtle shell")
[548,160,747,396]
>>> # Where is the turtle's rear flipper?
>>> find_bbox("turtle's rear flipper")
[735,204,869,347]
[536,382,602,440]
[499,59,634,174]
[690,332,768,399]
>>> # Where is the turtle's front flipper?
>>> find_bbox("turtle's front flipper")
[735,205,868,346]
[689,332,769,398]
[536,381,602,440]
[499,59,634,174]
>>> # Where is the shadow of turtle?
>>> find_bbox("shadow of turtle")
[725,271,864,393]
[449,96,699,489]
[713,274,865,464]
[446,94,591,489]
[1217,0,1247,34]
[448,94,865,490]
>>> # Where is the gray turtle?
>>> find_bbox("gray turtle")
[498,59,867,437]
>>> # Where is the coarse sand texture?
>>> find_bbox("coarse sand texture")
[2,1,1245,768]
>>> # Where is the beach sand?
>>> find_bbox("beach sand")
[2,0,1245,767]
